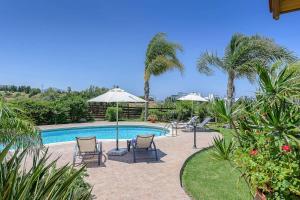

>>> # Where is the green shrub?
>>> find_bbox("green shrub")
[105,107,122,121]
[61,95,91,122]
[15,99,58,125]
[210,65,300,199]
[143,109,176,122]
[13,94,93,125]
[195,102,210,121]
[174,101,192,121]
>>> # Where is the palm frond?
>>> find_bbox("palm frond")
[144,32,184,80]
[197,51,224,75]
[226,33,297,83]
[0,99,41,148]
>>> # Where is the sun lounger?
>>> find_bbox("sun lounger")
[183,117,212,132]
[128,134,158,162]
[171,116,199,129]
[73,136,102,166]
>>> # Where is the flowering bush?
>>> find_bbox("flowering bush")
[234,134,299,199]
[211,64,300,199]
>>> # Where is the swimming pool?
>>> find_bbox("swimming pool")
[41,125,168,144]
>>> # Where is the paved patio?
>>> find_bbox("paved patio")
[40,121,219,200]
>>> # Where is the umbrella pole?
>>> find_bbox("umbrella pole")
[116,102,119,150]
[191,101,194,118]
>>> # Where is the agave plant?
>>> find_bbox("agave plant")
[0,141,92,200]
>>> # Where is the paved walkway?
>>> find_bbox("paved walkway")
[40,122,219,200]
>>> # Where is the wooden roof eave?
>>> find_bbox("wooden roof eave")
[269,0,300,20]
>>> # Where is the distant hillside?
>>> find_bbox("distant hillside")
[0,85,109,101]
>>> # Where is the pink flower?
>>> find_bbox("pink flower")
[250,149,258,156]
[281,145,291,152]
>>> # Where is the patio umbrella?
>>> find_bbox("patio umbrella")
[178,93,208,149]
[88,88,146,154]
[178,93,208,117]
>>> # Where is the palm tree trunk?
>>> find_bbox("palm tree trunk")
[144,79,150,121]
[227,71,235,108]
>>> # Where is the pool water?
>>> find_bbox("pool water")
[41,125,167,144]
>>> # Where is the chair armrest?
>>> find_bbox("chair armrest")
[132,141,138,150]
[152,141,157,150]
[74,143,79,156]
[97,141,102,152]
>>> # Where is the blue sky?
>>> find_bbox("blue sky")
[0,0,299,100]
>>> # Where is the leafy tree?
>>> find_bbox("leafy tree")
[144,33,184,120]
[82,85,108,99]
[41,87,63,100]
[197,33,296,107]
[29,88,41,97]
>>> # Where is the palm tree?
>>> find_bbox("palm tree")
[0,98,41,147]
[197,33,296,108]
[144,33,184,120]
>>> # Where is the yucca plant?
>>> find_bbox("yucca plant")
[236,65,300,198]
[257,64,300,105]
[0,140,92,200]
[210,99,243,146]
[211,136,235,161]
[210,63,300,198]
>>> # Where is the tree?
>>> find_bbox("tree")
[197,33,296,107]
[144,33,184,120]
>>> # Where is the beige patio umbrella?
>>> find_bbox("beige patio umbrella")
[178,93,208,117]
[178,92,208,149]
[88,88,146,155]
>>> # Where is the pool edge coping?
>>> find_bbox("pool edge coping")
[41,123,171,146]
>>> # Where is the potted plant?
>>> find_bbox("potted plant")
[254,189,266,200]
[147,114,157,123]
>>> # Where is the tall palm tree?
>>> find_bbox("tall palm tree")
[197,33,296,107]
[144,33,184,119]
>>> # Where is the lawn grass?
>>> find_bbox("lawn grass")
[181,128,252,200]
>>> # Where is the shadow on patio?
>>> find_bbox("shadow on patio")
[107,149,167,164]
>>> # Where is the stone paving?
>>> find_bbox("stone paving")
[40,121,219,200]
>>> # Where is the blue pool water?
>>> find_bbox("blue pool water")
[41,125,167,144]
